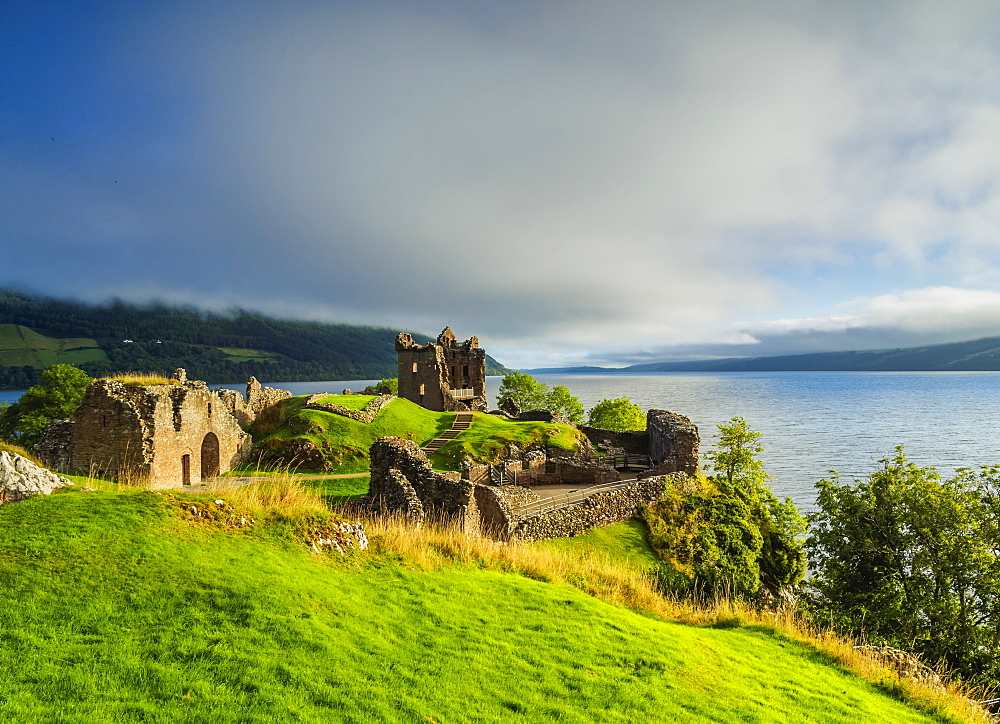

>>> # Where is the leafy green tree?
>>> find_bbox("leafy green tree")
[586,397,645,431]
[545,385,584,423]
[364,378,398,395]
[806,449,1000,686]
[643,418,805,600]
[0,364,92,447]
[497,371,551,411]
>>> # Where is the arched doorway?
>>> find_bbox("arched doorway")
[200,432,220,480]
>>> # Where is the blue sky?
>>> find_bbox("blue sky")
[5,0,1000,368]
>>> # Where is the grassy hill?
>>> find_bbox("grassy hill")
[0,487,978,723]
[254,395,586,473]
[0,289,510,388]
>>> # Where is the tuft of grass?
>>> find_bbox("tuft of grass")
[103,372,181,386]
[207,477,329,519]
[0,440,44,467]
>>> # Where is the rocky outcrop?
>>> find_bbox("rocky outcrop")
[0,451,72,504]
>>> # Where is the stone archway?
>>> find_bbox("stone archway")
[200,432,220,480]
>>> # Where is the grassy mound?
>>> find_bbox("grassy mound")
[0,490,979,723]
[254,397,585,473]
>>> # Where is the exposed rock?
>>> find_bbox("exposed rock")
[0,451,72,504]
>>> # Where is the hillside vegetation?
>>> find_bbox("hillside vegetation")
[0,488,977,723]
[0,289,510,388]
[254,396,585,472]
[528,336,1000,374]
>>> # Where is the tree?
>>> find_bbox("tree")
[0,364,92,447]
[642,417,805,600]
[497,371,550,410]
[364,378,398,395]
[586,397,645,431]
[546,385,584,424]
[806,448,1000,686]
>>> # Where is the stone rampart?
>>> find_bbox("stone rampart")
[217,377,292,428]
[303,393,395,423]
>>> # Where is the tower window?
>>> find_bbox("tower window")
[419,384,425,396]
[412,362,418,373]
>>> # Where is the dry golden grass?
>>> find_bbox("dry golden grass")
[0,441,44,467]
[103,372,181,386]
[206,476,328,518]
[359,514,991,724]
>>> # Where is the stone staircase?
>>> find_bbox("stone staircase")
[422,412,474,453]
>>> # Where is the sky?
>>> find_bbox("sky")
[5,0,1000,368]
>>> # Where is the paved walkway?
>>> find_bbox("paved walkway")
[422,412,474,453]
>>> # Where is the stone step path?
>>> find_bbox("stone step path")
[422,413,474,453]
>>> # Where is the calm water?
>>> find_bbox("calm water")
[5,372,998,511]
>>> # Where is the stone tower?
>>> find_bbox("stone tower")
[396,327,488,412]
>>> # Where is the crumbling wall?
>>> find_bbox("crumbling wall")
[645,410,699,476]
[367,437,479,530]
[35,420,75,472]
[218,377,292,428]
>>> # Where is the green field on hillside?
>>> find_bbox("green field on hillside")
[0,491,953,723]
[536,519,662,570]
[257,397,585,473]
[0,323,108,369]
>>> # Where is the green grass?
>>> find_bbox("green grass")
[258,398,587,473]
[0,491,957,723]
[303,475,370,506]
[536,519,662,570]
[429,411,586,470]
[0,323,108,369]
[313,394,377,410]
[215,347,277,363]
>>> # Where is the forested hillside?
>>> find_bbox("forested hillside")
[0,290,510,388]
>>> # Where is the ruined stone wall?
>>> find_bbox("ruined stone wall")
[577,426,650,455]
[303,393,395,422]
[367,437,479,530]
[217,377,292,428]
[646,410,699,476]
[508,476,670,542]
[396,328,487,412]
[35,420,75,472]
[68,375,251,487]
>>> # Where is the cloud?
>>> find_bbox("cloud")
[5,1,1000,368]
[597,286,1000,366]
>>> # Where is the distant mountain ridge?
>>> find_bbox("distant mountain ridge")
[0,290,511,388]
[526,336,1000,374]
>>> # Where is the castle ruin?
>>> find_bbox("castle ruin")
[396,327,487,412]
[36,370,290,488]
